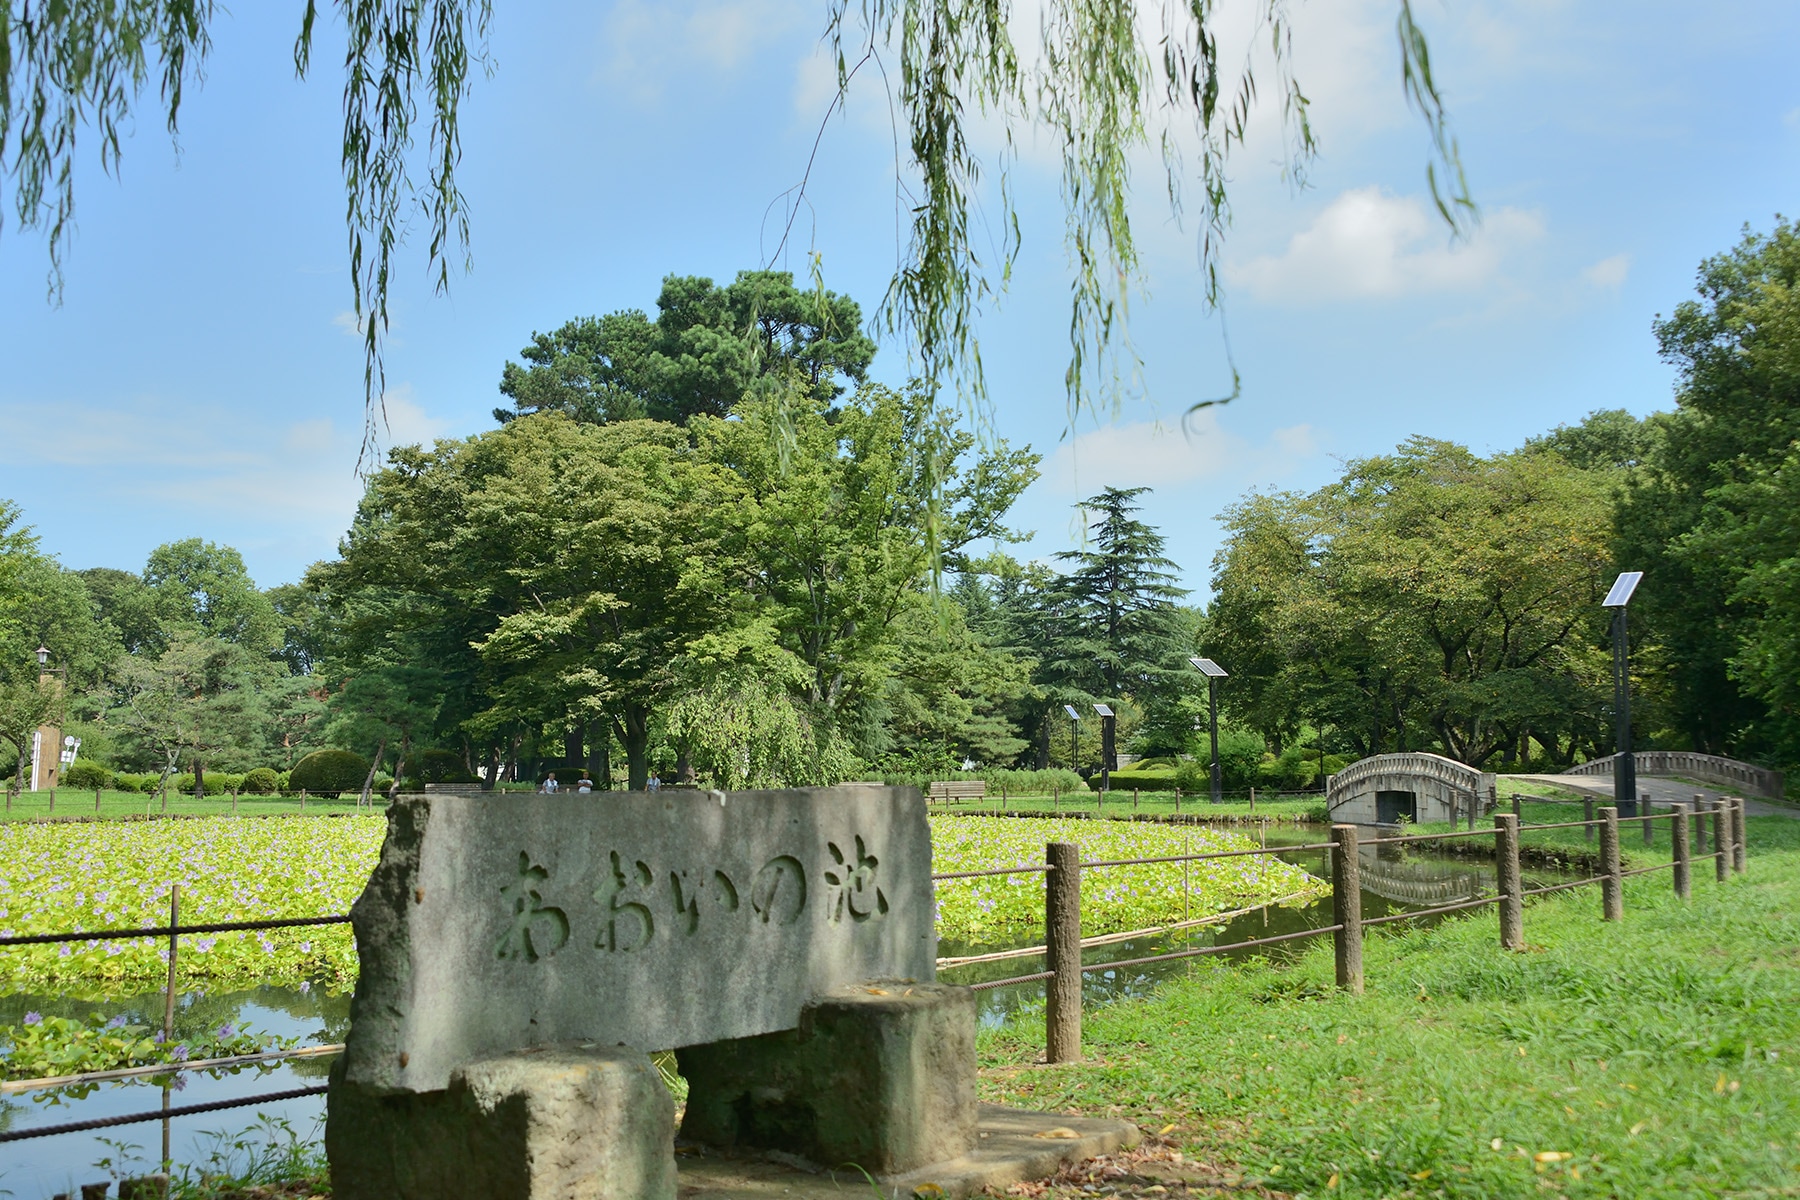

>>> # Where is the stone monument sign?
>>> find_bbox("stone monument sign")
[341,784,935,1094]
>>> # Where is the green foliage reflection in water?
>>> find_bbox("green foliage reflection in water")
[0,813,1323,994]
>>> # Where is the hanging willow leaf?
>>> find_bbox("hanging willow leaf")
[0,1,1466,444]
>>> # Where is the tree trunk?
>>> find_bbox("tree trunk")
[589,721,611,791]
[388,732,411,800]
[620,708,649,793]
[504,734,521,784]
[359,737,387,808]
[482,743,499,790]
[565,720,584,770]
[675,746,696,786]
[1032,716,1050,770]
[194,760,206,799]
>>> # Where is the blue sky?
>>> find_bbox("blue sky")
[1,0,1795,595]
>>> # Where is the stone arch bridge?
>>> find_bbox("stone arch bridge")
[1326,753,1496,827]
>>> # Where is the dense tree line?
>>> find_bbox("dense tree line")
[11,226,1800,791]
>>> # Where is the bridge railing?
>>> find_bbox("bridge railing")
[933,797,1751,1063]
[1563,752,1784,800]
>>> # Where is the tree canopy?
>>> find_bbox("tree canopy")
[495,271,877,427]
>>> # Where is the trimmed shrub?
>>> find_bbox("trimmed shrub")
[241,767,279,795]
[1089,768,1181,793]
[289,750,373,798]
[174,773,198,794]
[62,761,112,790]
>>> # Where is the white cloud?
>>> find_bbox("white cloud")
[1048,411,1322,495]
[372,383,449,452]
[331,310,365,338]
[602,0,803,104]
[1581,253,1632,290]
[1784,106,1800,128]
[1227,187,1546,305]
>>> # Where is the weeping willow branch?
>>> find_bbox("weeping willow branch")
[827,0,1473,420]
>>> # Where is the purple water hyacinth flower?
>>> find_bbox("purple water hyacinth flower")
[170,1044,189,1062]
[107,1014,128,1028]
[298,981,311,994]
[23,1011,41,1025]
[217,1024,234,1038]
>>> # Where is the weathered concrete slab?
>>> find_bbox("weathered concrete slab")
[343,785,933,1093]
[679,982,977,1174]
[674,1104,1142,1199]
[327,1042,676,1200]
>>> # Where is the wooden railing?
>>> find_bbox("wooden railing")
[934,799,1751,1062]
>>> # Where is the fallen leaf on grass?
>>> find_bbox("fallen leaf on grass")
[1034,1127,1081,1139]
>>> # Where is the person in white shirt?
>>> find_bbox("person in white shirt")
[541,772,560,794]
[576,774,594,793]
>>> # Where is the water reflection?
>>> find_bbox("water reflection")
[939,828,1578,1027]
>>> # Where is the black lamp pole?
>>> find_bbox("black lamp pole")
[1207,677,1222,804]
[1604,572,1643,818]
[1189,657,1229,805]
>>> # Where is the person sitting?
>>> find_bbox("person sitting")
[646,773,661,792]
[576,773,594,793]
[541,772,560,794]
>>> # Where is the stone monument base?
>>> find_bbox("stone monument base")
[326,1043,676,1200]
[678,981,976,1175]
[676,1104,1142,1199]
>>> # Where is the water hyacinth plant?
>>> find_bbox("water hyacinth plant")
[0,813,1324,994]
[928,816,1325,941]
[0,817,385,994]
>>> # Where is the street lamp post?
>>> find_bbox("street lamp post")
[1603,572,1644,819]
[1063,704,1081,778]
[1189,657,1229,804]
[1093,704,1115,793]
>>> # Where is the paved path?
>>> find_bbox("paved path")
[1506,773,1799,819]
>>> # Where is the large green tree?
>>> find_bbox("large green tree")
[692,379,1038,755]
[1033,488,1194,771]
[1208,438,1617,768]
[1621,220,1800,762]
[320,414,752,791]
[494,271,877,427]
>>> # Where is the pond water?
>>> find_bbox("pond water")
[0,825,1573,1198]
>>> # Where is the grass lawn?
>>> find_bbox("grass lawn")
[936,791,1327,822]
[0,786,1328,825]
[978,813,1800,1197]
[0,787,384,822]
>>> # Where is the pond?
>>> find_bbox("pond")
[0,824,1575,1198]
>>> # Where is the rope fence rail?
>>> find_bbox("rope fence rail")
[0,797,1751,1141]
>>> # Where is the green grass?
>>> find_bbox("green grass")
[978,814,1800,1197]
[1,785,1328,824]
[0,787,385,822]
[935,791,1326,822]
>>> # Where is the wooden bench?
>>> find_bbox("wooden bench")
[927,780,987,806]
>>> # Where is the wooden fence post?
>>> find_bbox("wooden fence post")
[1693,793,1708,854]
[1249,786,1256,813]
[1045,842,1082,1063]
[95,786,103,813]
[1495,813,1524,951]
[1053,785,1059,814]
[1671,805,1691,900]
[1642,791,1654,847]
[1584,797,1595,844]
[1711,801,1728,882]
[1512,794,1522,822]
[1174,789,1182,815]
[1731,799,1747,875]
[163,883,181,1043]
[1132,788,1138,812]
[1599,807,1623,921]
[1330,824,1364,994]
